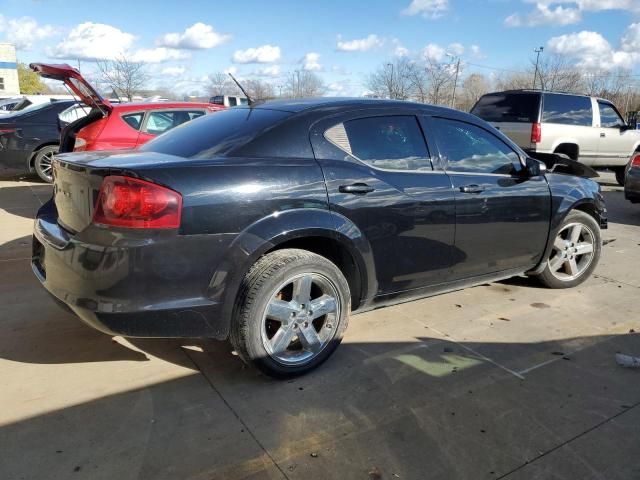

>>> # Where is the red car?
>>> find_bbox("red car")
[30,63,223,179]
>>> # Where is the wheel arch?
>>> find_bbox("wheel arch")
[28,141,60,170]
[552,142,579,160]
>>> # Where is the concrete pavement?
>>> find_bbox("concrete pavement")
[0,170,639,479]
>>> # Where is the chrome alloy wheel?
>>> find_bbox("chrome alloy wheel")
[548,222,596,281]
[35,148,57,182]
[261,273,340,366]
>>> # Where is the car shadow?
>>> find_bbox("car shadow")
[0,184,52,219]
[602,190,640,227]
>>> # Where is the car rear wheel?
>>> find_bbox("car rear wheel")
[535,210,601,289]
[614,167,626,186]
[33,145,58,183]
[230,248,350,378]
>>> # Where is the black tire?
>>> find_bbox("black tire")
[230,248,350,378]
[614,167,626,186]
[33,145,58,183]
[535,210,601,289]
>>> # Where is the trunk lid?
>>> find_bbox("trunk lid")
[30,63,112,114]
[52,150,182,233]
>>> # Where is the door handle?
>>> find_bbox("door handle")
[600,132,606,137]
[459,184,485,194]
[339,183,375,194]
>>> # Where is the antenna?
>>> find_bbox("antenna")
[227,73,253,106]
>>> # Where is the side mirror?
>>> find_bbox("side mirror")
[525,157,547,176]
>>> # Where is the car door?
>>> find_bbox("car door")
[136,109,206,146]
[310,110,457,296]
[427,116,551,280]
[596,100,634,165]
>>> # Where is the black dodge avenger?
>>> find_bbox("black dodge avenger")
[32,98,607,377]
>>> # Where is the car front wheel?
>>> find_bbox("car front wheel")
[230,248,350,378]
[535,210,601,289]
[33,145,58,183]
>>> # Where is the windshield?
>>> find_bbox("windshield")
[140,108,292,159]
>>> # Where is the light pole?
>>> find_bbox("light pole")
[446,53,461,109]
[533,46,544,90]
[387,62,394,99]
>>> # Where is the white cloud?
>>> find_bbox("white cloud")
[161,66,186,76]
[303,52,322,71]
[506,0,640,27]
[0,15,57,50]
[48,22,135,60]
[392,38,409,57]
[253,65,281,77]
[447,42,465,56]
[423,43,446,61]
[336,34,384,52]
[157,23,230,50]
[401,0,449,19]
[232,44,281,63]
[224,66,238,75]
[470,44,485,59]
[547,24,640,70]
[128,47,190,63]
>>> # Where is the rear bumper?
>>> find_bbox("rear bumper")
[32,200,231,339]
[625,168,640,203]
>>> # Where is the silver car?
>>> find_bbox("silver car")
[471,90,640,185]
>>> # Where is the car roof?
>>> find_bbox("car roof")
[112,102,219,112]
[249,97,457,114]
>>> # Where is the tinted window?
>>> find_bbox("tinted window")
[228,97,237,107]
[543,94,592,126]
[143,110,206,135]
[598,101,624,128]
[433,118,521,174]
[326,116,431,171]
[122,113,143,130]
[0,77,4,90]
[140,108,291,159]
[471,93,540,123]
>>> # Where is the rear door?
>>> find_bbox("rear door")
[310,109,456,295]
[428,116,551,280]
[136,109,206,146]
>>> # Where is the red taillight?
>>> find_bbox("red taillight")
[92,176,182,229]
[631,153,640,168]
[0,128,16,135]
[531,122,541,144]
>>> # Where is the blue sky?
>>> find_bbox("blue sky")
[1,0,639,95]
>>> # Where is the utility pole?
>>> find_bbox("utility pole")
[451,57,460,108]
[533,46,544,89]
[387,62,394,99]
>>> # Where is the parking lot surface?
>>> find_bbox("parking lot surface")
[1,170,639,480]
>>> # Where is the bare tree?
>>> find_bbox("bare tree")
[494,72,531,91]
[96,55,149,101]
[284,70,325,98]
[535,55,583,93]
[460,73,490,111]
[208,72,231,96]
[366,58,416,100]
[244,79,276,101]
[424,58,455,106]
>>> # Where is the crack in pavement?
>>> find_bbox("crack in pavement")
[496,400,640,479]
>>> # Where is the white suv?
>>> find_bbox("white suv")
[471,90,640,185]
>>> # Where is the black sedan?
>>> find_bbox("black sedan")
[0,99,77,182]
[624,153,640,203]
[32,98,607,377]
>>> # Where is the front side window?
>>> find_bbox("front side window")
[598,101,625,128]
[325,115,432,171]
[0,77,4,90]
[432,118,521,175]
[228,97,238,107]
[543,94,592,126]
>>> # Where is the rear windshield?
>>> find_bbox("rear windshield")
[471,93,540,123]
[140,108,292,159]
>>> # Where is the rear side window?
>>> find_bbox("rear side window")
[140,108,292,158]
[143,110,206,135]
[598,101,625,128]
[543,94,592,126]
[432,118,521,175]
[471,93,540,123]
[228,97,238,107]
[325,116,431,171]
[122,113,143,130]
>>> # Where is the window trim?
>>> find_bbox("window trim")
[323,114,435,174]
[427,115,526,176]
[597,100,625,128]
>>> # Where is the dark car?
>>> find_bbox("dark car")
[624,153,640,203]
[32,98,607,377]
[0,99,77,181]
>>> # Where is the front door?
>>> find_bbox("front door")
[428,116,551,280]
[310,111,457,296]
[596,100,635,165]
